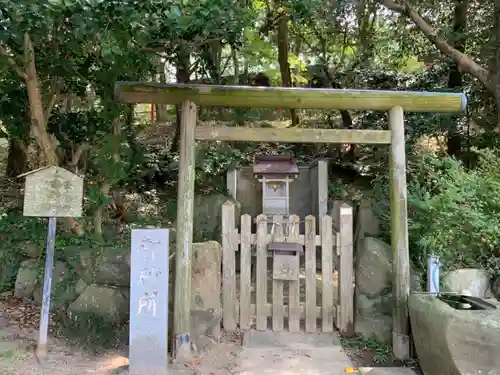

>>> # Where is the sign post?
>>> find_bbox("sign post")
[19,166,83,359]
[37,216,57,358]
[129,228,170,375]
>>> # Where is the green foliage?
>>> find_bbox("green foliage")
[371,150,500,277]
[0,213,46,292]
[341,335,392,365]
[0,210,127,292]
[408,150,500,275]
[57,311,128,350]
[149,142,251,195]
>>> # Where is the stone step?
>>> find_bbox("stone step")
[358,367,419,375]
[236,330,353,375]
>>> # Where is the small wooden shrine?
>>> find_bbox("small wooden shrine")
[252,154,299,217]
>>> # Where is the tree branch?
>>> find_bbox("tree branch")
[43,79,63,120]
[43,93,58,119]
[69,142,90,169]
[189,58,202,75]
[380,0,495,93]
[220,55,232,77]
[140,37,223,54]
[0,43,27,80]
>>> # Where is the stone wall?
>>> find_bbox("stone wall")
[13,240,222,351]
[10,192,233,350]
[14,245,133,325]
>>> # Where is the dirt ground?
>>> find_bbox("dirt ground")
[341,336,422,374]
[0,293,242,375]
[1,292,422,375]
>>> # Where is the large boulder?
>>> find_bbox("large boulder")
[191,241,222,352]
[357,199,380,237]
[191,241,222,312]
[20,242,40,258]
[354,237,422,342]
[14,260,38,298]
[75,247,130,287]
[356,237,393,298]
[61,246,130,287]
[192,194,240,240]
[356,237,421,298]
[75,279,87,296]
[168,195,240,245]
[33,261,75,309]
[168,241,223,355]
[442,268,492,297]
[68,284,129,325]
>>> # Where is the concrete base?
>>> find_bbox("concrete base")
[359,368,419,375]
[236,330,353,375]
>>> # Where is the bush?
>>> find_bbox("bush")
[371,149,500,277]
[0,212,46,292]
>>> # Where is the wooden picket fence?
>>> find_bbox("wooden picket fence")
[221,201,354,335]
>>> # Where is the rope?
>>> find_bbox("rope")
[254,217,314,240]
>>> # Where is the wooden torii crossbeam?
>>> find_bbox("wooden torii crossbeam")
[114,81,467,362]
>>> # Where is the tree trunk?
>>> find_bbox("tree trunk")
[6,138,28,177]
[232,47,246,126]
[293,36,302,86]
[322,67,356,159]
[155,57,169,123]
[23,34,85,236]
[276,6,299,125]
[93,182,111,239]
[243,58,249,84]
[93,117,122,239]
[24,35,59,166]
[211,40,223,85]
[381,0,492,92]
[493,0,500,132]
[171,52,191,153]
[446,0,468,157]
[232,47,239,84]
[356,0,377,78]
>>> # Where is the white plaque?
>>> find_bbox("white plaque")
[129,229,170,375]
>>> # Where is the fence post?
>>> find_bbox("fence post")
[255,214,268,331]
[305,215,317,333]
[321,215,334,333]
[239,214,252,330]
[222,201,237,331]
[338,203,354,337]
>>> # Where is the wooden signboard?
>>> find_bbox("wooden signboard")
[19,166,84,359]
[21,166,83,217]
[18,166,84,360]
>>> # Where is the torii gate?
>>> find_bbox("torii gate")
[114,81,466,361]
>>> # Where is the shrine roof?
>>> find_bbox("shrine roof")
[252,154,299,176]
